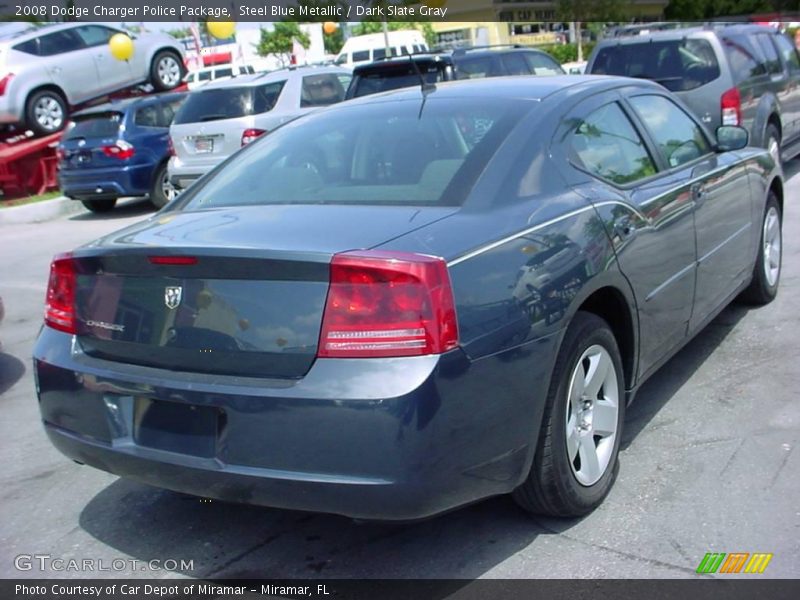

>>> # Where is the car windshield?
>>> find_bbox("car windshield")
[175,97,529,209]
[350,63,444,98]
[591,39,720,91]
[65,113,123,138]
[173,82,286,124]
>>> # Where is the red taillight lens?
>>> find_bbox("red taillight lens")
[318,250,459,358]
[167,136,176,157]
[241,128,266,146]
[721,87,741,126]
[0,73,13,96]
[45,253,77,334]
[101,140,135,160]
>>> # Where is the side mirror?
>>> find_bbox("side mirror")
[716,125,748,152]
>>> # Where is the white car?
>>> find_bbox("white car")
[0,22,185,135]
[168,65,351,191]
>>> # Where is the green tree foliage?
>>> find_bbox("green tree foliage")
[165,27,193,39]
[557,0,631,21]
[256,22,311,66]
[665,0,776,19]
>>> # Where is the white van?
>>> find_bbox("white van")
[184,64,257,90]
[335,30,429,67]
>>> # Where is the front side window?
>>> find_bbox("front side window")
[755,34,781,75]
[525,52,564,75]
[174,98,528,209]
[502,52,531,76]
[570,102,656,185]
[134,105,160,127]
[629,95,711,168]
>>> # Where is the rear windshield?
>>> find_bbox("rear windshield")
[350,63,444,98]
[173,82,286,124]
[65,113,123,138]
[591,39,720,91]
[174,98,529,209]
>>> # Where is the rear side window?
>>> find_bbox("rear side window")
[502,53,531,76]
[215,67,233,78]
[774,34,800,72]
[134,104,160,127]
[373,48,388,61]
[300,74,348,107]
[350,63,442,98]
[352,50,370,62]
[755,34,781,75]
[37,29,84,56]
[723,36,766,83]
[525,52,564,75]
[160,99,184,126]
[629,95,711,168]
[591,39,720,91]
[12,39,39,55]
[174,82,285,124]
[66,113,122,139]
[198,71,212,82]
[455,55,504,79]
[570,102,656,185]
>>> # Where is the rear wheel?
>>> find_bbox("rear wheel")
[25,89,67,136]
[513,311,625,517]
[80,199,117,213]
[740,193,782,305]
[149,162,175,209]
[150,51,183,91]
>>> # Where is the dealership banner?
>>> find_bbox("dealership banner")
[4,579,800,600]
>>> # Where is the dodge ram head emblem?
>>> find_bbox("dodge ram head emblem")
[165,286,183,309]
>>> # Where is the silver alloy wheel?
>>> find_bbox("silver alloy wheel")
[763,206,781,287]
[161,170,177,202]
[565,344,619,486]
[34,95,63,131]
[157,55,181,87]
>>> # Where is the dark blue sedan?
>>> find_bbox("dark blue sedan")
[57,93,185,213]
[34,76,783,520]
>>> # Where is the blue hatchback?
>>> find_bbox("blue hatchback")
[58,93,185,213]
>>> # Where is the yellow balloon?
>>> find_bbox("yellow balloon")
[207,21,235,40]
[109,33,134,62]
[323,22,338,35]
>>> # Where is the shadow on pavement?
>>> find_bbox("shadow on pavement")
[69,198,155,222]
[0,351,25,396]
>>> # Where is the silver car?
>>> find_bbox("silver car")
[168,65,351,190]
[0,22,184,136]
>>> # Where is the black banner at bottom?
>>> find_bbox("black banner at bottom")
[3,579,800,600]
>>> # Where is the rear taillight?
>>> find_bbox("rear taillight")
[167,136,176,157]
[241,128,266,146]
[318,250,459,358]
[721,87,741,126]
[148,255,198,265]
[45,253,77,334]
[0,73,13,96]
[101,140,135,160]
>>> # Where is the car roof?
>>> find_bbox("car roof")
[71,92,186,118]
[595,22,778,46]
[201,65,350,90]
[343,74,664,106]
[352,46,555,73]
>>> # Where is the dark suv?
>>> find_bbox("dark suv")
[345,45,565,99]
[587,24,800,165]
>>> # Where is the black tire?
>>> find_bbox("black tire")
[25,89,67,136]
[149,162,174,209]
[80,199,117,213]
[740,193,782,305]
[513,311,625,517]
[150,50,184,92]
[764,123,781,167]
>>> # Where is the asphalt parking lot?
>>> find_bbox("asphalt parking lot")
[0,164,798,580]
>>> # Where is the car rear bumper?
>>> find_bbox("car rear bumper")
[168,156,221,189]
[59,163,154,200]
[33,327,557,520]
